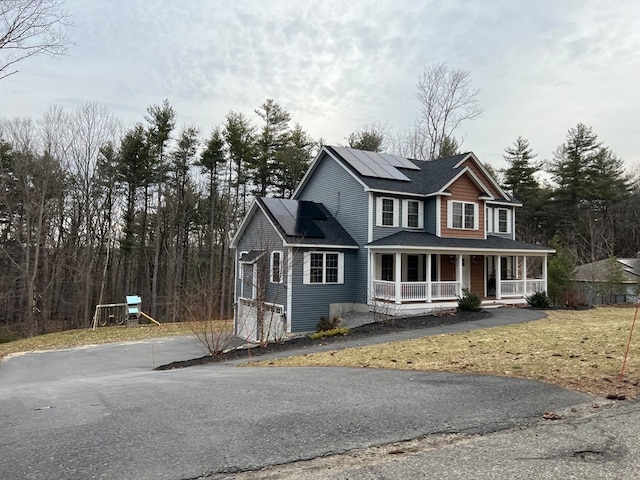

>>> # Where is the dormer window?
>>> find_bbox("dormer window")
[448,200,478,230]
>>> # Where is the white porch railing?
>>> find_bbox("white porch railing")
[374,279,546,303]
[373,280,461,302]
[499,279,545,297]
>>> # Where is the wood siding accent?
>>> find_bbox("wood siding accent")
[460,159,502,198]
[440,173,485,239]
[440,256,456,281]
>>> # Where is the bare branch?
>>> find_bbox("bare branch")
[415,62,483,160]
[0,0,72,80]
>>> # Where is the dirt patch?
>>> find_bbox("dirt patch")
[154,310,490,370]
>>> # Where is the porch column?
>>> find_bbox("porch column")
[395,252,402,304]
[456,254,463,297]
[542,255,548,293]
[426,253,432,302]
[369,251,374,304]
[522,256,528,298]
[496,255,502,300]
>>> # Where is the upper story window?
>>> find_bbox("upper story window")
[448,200,478,230]
[303,252,344,284]
[376,197,399,227]
[270,251,283,283]
[496,208,511,234]
[403,199,424,229]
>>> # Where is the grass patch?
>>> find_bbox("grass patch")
[0,321,230,358]
[257,307,640,398]
[309,327,350,340]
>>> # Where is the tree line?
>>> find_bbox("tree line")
[1,63,638,336]
[0,99,316,335]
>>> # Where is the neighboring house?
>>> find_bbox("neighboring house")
[231,146,555,341]
[574,257,640,304]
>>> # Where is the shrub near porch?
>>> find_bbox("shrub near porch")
[262,307,640,399]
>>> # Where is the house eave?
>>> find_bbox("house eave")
[366,244,555,255]
[286,243,359,249]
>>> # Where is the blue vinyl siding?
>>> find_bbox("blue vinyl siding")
[296,153,368,303]
[289,248,358,333]
[235,209,287,305]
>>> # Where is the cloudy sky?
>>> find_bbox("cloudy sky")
[1,0,639,170]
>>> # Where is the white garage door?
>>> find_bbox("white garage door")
[237,299,286,343]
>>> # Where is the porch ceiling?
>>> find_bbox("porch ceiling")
[367,231,554,255]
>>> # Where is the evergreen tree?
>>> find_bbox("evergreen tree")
[347,123,387,152]
[502,137,546,243]
[275,123,315,198]
[547,236,576,306]
[436,135,459,158]
[549,123,629,262]
[251,99,290,197]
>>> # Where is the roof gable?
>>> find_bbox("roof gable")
[301,146,516,203]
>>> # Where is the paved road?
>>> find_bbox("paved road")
[0,310,599,479]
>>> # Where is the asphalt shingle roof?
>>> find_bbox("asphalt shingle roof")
[368,231,554,252]
[324,146,519,204]
[258,197,358,248]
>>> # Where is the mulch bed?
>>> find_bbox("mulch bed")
[155,309,491,370]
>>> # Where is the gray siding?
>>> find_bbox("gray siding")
[289,248,358,333]
[371,194,430,240]
[296,154,368,303]
[235,209,288,306]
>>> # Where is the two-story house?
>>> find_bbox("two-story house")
[231,146,554,342]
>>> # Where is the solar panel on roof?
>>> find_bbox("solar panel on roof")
[262,198,326,238]
[333,146,418,181]
[379,152,420,170]
[380,164,411,181]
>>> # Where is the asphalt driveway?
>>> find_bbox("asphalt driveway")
[0,310,593,480]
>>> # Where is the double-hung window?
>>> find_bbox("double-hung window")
[270,251,283,283]
[496,208,510,234]
[402,199,423,229]
[304,252,344,284]
[449,201,478,230]
[376,197,398,227]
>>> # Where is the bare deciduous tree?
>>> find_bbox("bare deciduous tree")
[415,62,483,160]
[0,0,72,80]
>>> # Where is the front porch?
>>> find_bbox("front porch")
[369,251,548,310]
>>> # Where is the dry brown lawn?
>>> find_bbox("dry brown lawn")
[258,306,640,399]
[0,321,230,359]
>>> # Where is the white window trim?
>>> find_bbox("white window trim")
[402,199,424,229]
[447,200,479,230]
[270,251,283,284]
[495,208,511,234]
[376,197,399,227]
[303,251,344,285]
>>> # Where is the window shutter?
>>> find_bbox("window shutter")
[376,197,383,226]
[418,201,424,229]
[393,198,399,227]
[447,200,452,228]
[474,203,479,230]
[303,251,310,285]
[338,253,344,284]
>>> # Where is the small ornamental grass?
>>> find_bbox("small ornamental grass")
[309,327,350,340]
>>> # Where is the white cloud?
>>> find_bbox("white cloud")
[1,0,638,169]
